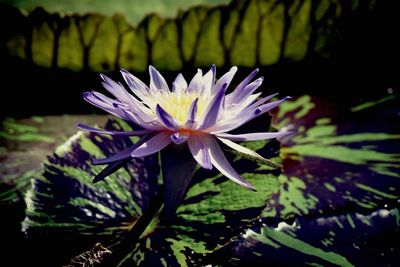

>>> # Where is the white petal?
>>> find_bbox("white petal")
[188,135,212,169]
[217,137,268,163]
[149,65,169,92]
[187,69,204,93]
[212,66,237,94]
[172,73,188,93]
[205,135,255,190]
[216,131,293,141]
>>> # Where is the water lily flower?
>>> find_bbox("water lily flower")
[77,65,291,190]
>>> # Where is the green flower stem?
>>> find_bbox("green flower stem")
[104,189,164,265]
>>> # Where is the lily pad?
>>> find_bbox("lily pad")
[222,208,400,266]
[23,118,281,266]
[263,95,400,220]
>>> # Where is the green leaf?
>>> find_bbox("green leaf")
[23,119,280,266]
[22,119,160,264]
[263,95,400,219]
[3,0,383,71]
[222,208,400,266]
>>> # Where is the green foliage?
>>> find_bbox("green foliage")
[22,119,280,265]
[152,20,182,70]
[230,0,260,66]
[2,0,376,71]
[263,95,400,219]
[194,9,224,67]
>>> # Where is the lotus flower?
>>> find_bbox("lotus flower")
[78,65,290,190]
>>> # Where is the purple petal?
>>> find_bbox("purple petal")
[149,65,169,92]
[235,68,259,92]
[171,132,189,144]
[92,135,152,165]
[90,91,115,105]
[172,73,187,93]
[244,93,279,111]
[156,104,179,130]
[120,69,149,99]
[83,92,127,119]
[208,95,289,134]
[188,135,212,169]
[212,66,237,94]
[198,83,227,130]
[226,68,259,103]
[112,103,162,131]
[216,131,293,141]
[131,132,172,157]
[254,96,292,115]
[76,123,151,136]
[205,135,255,190]
[226,77,263,106]
[185,98,198,127]
[228,92,262,113]
[187,69,203,93]
[92,158,130,183]
[202,65,216,94]
[100,74,133,102]
[112,99,154,123]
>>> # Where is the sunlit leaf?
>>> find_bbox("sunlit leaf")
[23,118,281,266]
[263,95,400,220]
[222,208,400,266]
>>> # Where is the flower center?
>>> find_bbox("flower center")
[154,91,208,125]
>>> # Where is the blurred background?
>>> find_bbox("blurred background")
[0,0,399,266]
[0,0,398,117]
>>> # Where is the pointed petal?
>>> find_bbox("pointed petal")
[172,73,188,93]
[208,95,288,134]
[254,96,292,115]
[100,73,133,103]
[228,93,262,113]
[156,104,179,130]
[226,77,263,106]
[131,132,171,157]
[83,92,127,119]
[216,131,293,141]
[205,135,255,190]
[92,158,130,183]
[202,64,216,94]
[171,132,189,144]
[113,102,162,131]
[235,68,259,93]
[187,69,203,93]
[92,135,152,165]
[120,69,149,99]
[198,83,227,130]
[218,137,268,162]
[76,123,151,136]
[244,93,279,111]
[212,66,237,94]
[188,135,212,169]
[185,98,198,127]
[149,65,169,92]
[90,91,115,105]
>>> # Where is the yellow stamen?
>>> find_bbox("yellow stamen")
[153,91,208,125]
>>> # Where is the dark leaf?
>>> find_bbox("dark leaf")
[23,118,280,266]
[263,95,400,220]
[222,208,400,266]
